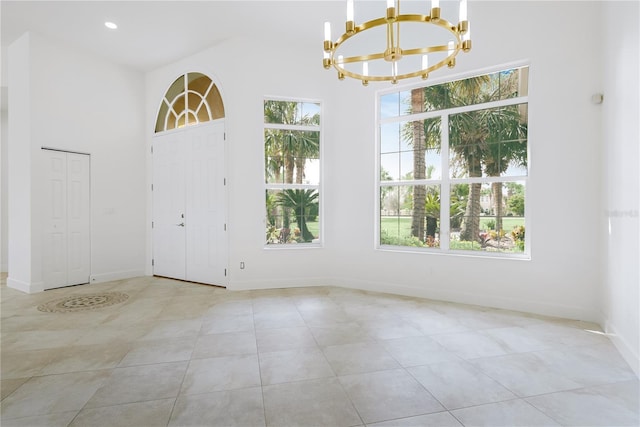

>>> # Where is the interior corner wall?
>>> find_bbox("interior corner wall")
[7,32,147,292]
[6,33,33,291]
[601,1,640,376]
[1,103,8,273]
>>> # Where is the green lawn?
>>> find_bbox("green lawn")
[381,216,524,237]
[306,220,320,238]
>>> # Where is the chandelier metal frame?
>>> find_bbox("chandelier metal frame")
[323,0,471,85]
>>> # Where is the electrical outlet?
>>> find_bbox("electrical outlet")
[240,262,245,269]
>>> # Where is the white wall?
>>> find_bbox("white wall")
[146,1,607,322]
[6,34,33,291]
[601,1,640,376]
[7,32,146,292]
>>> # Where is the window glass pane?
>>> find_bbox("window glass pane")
[491,67,529,100]
[301,103,321,125]
[381,152,400,181]
[266,130,320,184]
[155,100,169,133]
[380,92,400,119]
[173,95,186,116]
[450,182,525,253]
[266,189,319,244]
[265,129,283,183]
[381,122,400,153]
[299,159,320,185]
[187,73,212,97]
[167,111,177,130]
[177,114,186,128]
[165,75,184,104]
[196,104,210,123]
[449,105,527,179]
[207,84,225,119]
[187,92,201,113]
[399,151,414,180]
[380,185,440,248]
[426,149,441,180]
[423,81,452,111]
[264,100,292,124]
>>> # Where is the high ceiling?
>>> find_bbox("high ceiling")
[1,1,346,73]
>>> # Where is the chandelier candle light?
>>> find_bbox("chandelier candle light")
[323,0,471,85]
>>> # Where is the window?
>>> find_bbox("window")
[155,72,225,133]
[264,99,321,245]
[378,66,529,255]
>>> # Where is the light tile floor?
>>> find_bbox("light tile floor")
[1,274,638,426]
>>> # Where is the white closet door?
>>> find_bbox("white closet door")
[43,150,90,289]
[152,132,187,280]
[66,154,91,285]
[185,122,227,285]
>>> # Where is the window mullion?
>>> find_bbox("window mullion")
[440,113,450,251]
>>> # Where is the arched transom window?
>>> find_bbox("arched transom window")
[155,72,225,133]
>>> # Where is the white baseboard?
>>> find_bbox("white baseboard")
[89,270,146,284]
[7,277,44,293]
[330,276,599,323]
[604,321,640,378]
[229,276,327,291]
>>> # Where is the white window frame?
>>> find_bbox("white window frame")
[264,96,323,248]
[375,63,531,259]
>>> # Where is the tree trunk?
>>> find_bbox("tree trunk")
[296,207,314,242]
[273,154,282,183]
[426,216,437,239]
[492,181,503,232]
[284,154,295,184]
[295,157,305,184]
[460,155,482,242]
[410,89,426,240]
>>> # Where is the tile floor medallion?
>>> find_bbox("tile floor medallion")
[1,273,639,426]
[37,292,129,313]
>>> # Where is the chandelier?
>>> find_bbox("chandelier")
[323,0,471,85]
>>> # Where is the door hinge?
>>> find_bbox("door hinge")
[224,178,226,185]
[224,224,227,231]
[151,221,154,228]
[224,132,226,140]
[151,146,154,154]
[151,184,154,191]
[224,268,227,277]
[152,259,154,266]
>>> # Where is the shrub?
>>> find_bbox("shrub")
[380,231,425,247]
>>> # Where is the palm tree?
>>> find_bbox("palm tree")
[424,190,440,240]
[277,189,319,242]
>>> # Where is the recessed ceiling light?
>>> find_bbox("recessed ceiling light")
[105,21,118,30]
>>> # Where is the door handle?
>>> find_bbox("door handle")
[176,222,185,227]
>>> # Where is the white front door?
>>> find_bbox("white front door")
[152,121,227,286]
[43,150,91,289]
[152,132,187,280]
